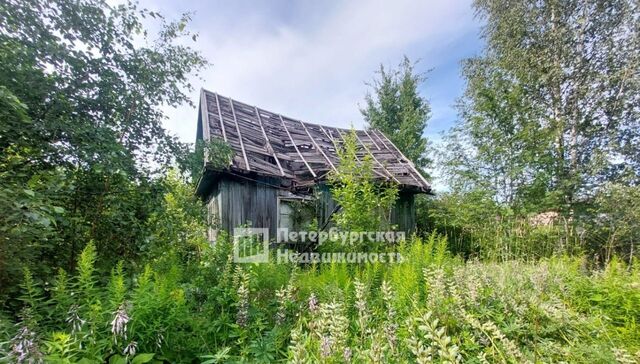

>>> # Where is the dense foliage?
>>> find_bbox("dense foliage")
[442,0,639,212]
[0,0,206,304]
[427,0,640,262]
[2,215,638,362]
[328,129,398,237]
[361,56,432,177]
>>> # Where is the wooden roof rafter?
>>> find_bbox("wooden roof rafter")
[199,90,211,140]
[213,92,228,142]
[255,106,285,176]
[333,128,388,180]
[354,131,400,184]
[279,114,316,178]
[371,129,389,150]
[374,129,430,187]
[297,119,337,173]
[319,125,336,146]
[228,97,250,171]
[363,129,380,150]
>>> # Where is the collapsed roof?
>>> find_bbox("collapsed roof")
[196,89,431,194]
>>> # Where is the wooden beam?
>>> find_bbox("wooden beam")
[371,129,389,150]
[319,125,335,144]
[199,89,211,140]
[372,129,421,185]
[279,115,316,178]
[363,129,380,150]
[354,131,400,184]
[297,119,337,173]
[334,128,387,180]
[255,106,285,176]
[374,129,430,189]
[228,98,250,171]
[213,93,228,142]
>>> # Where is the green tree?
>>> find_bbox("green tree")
[0,0,207,302]
[361,56,432,177]
[329,129,398,237]
[441,0,640,214]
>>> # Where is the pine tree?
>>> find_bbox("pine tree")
[361,56,432,178]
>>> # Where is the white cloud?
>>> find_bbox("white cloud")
[156,0,478,145]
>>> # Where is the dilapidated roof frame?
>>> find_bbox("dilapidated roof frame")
[197,88,431,193]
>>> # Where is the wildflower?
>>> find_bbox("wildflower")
[320,335,332,358]
[366,332,386,363]
[405,325,433,364]
[408,311,460,364]
[275,283,295,324]
[353,279,370,340]
[381,280,397,353]
[612,348,636,364]
[314,300,348,358]
[10,324,43,364]
[464,312,527,363]
[123,340,138,357]
[343,347,352,362]
[308,293,318,313]
[110,302,130,341]
[235,269,250,328]
[423,268,446,305]
[66,304,85,334]
[288,324,308,364]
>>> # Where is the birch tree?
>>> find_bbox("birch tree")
[442,0,640,214]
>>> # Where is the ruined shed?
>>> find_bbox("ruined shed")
[194,89,431,241]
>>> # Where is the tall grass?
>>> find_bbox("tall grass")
[1,235,638,363]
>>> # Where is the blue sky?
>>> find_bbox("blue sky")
[142,0,484,154]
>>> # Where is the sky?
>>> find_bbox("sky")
[140,0,484,169]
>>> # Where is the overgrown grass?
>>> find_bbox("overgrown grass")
[1,234,638,363]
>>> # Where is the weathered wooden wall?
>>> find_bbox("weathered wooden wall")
[315,183,417,234]
[390,191,416,234]
[207,176,280,240]
[207,178,419,242]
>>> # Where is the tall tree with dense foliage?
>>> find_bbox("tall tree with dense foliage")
[441,0,640,214]
[362,56,432,177]
[0,0,207,303]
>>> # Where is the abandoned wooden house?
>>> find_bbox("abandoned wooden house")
[194,89,431,241]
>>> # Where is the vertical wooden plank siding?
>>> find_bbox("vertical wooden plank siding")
[214,177,279,239]
[207,178,418,241]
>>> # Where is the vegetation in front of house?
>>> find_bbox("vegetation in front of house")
[1,208,639,362]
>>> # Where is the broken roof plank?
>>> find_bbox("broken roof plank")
[374,129,430,188]
[333,128,388,180]
[279,114,316,178]
[297,119,337,173]
[228,98,250,171]
[354,131,400,184]
[255,106,285,176]
[363,129,380,150]
[319,125,336,144]
[213,93,228,142]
